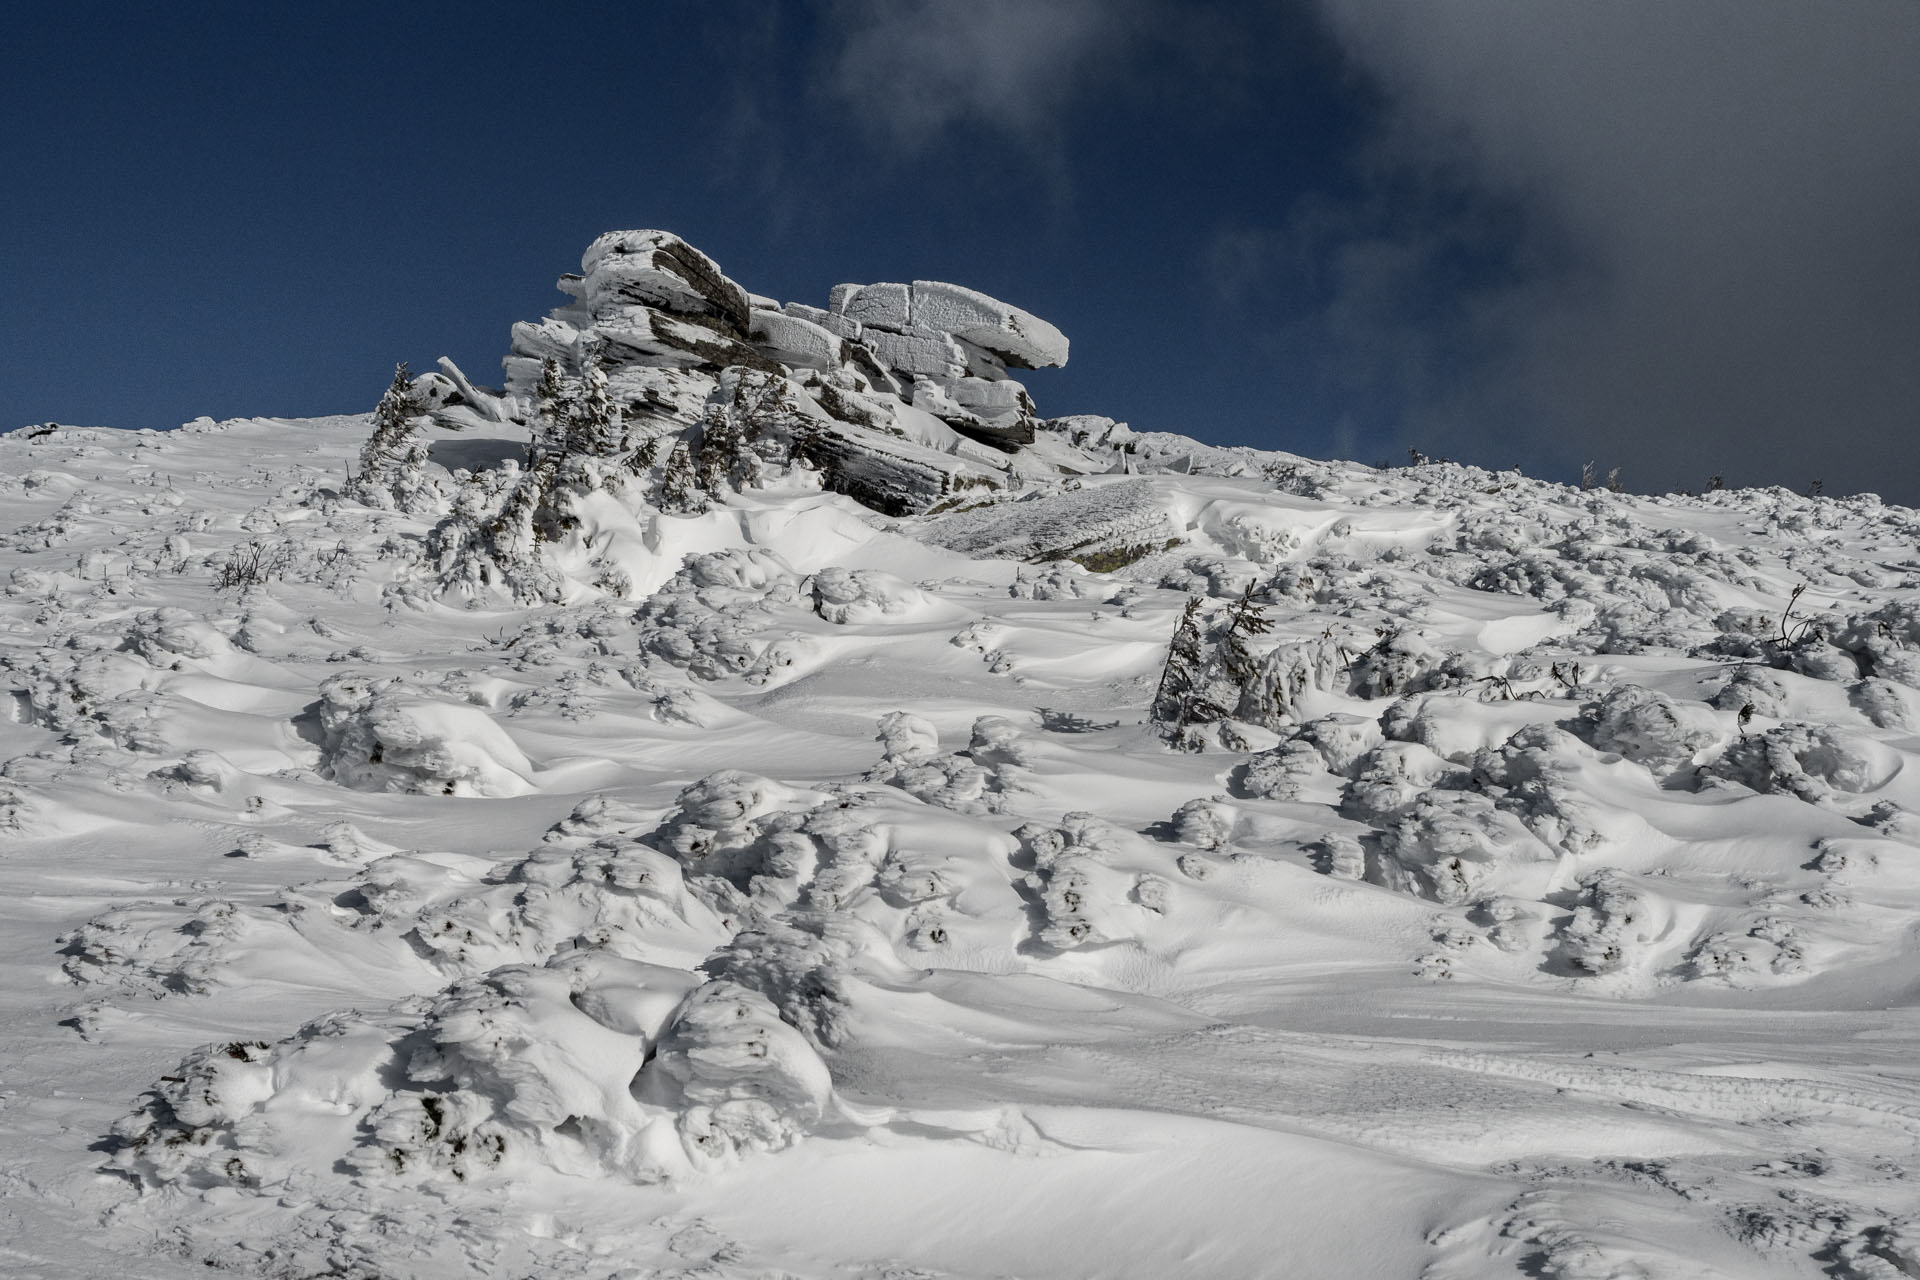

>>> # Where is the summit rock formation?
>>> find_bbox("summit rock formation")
[503,229,1066,467]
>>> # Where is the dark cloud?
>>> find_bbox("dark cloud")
[1305,0,1920,498]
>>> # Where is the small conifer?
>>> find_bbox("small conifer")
[1152,597,1207,726]
[353,363,432,513]
[570,350,622,458]
[660,440,709,513]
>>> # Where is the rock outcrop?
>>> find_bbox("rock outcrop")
[501,230,1067,483]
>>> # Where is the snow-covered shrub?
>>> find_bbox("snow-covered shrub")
[1834,599,1920,688]
[1702,722,1892,803]
[1474,725,1615,857]
[1687,916,1807,983]
[1294,713,1386,776]
[315,673,537,797]
[1345,630,1475,700]
[690,367,820,498]
[1017,813,1147,951]
[1849,677,1914,730]
[1786,635,1863,682]
[425,353,649,602]
[874,709,939,762]
[351,363,438,515]
[1374,790,1553,904]
[1011,561,1094,600]
[1712,665,1790,718]
[1172,797,1237,850]
[1340,741,1466,825]
[427,459,562,600]
[1151,587,1276,739]
[1553,871,1658,975]
[639,771,828,919]
[639,979,834,1170]
[400,962,664,1170]
[808,566,933,624]
[634,549,800,682]
[1233,637,1348,730]
[112,954,737,1191]
[1586,683,1722,770]
[60,897,251,996]
[1235,738,1324,800]
[391,840,726,976]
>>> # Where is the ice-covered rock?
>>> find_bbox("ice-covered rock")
[460,231,1078,573]
[827,279,1068,371]
[747,308,846,372]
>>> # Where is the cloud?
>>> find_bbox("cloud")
[1305,0,1920,498]
[817,0,1150,149]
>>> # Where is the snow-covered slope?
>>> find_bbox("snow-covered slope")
[3,236,1919,1279]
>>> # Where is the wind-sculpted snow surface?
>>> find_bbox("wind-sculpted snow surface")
[5,256,1920,1279]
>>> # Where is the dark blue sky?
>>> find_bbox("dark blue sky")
[7,2,1919,500]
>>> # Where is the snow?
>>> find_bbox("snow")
[4,273,1920,1280]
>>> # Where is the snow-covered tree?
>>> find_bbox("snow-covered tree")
[692,369,807,500]
[1216,584,1273,686]
[528,358,569,472]
[1152,598,1207,726]
[568,350,623,458]
[659,440,709,514]
[1152,587,1275,742]
[351,364,435,514]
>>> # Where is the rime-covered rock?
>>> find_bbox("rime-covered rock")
[473,231,1074,559]
[907,280,1070,370]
